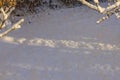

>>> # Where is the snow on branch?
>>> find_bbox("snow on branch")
[78,0,120,23]
[0,7,24,38]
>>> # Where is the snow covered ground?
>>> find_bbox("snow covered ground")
[0,5,120,80]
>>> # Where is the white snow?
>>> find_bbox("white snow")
[0,5,120,80]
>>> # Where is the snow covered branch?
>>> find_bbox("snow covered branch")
[78,0,120,23]
[0,7,24,38]
[0,7,15,29]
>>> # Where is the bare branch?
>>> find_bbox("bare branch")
[0,7,15,29]
[0,19,24,38]
[0,6,24,38]
[78,0,120,23]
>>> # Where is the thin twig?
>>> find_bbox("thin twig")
[0,19,24,38]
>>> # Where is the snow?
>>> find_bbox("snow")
[0,5,120,80]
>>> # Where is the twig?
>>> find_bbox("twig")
[0,19,24,38]
[78,0,120,23]
[0,7,15,29]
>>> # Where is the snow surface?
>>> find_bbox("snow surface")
[0,5,120,80]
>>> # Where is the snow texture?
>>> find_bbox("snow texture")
[0,4,120,80]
